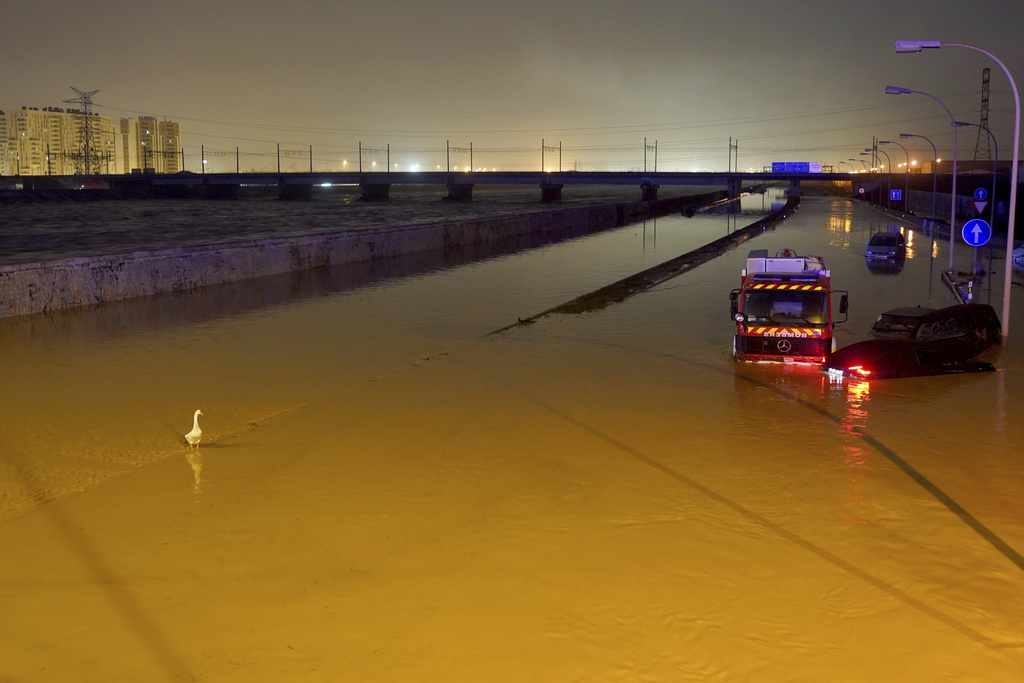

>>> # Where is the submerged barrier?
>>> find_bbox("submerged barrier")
[0,191,725,319]
[489,194,801,332]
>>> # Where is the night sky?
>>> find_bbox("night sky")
[4,0,1022,172]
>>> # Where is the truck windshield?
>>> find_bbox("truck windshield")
[743,289,828,326]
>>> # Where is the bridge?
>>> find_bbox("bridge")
[9,170,837,203]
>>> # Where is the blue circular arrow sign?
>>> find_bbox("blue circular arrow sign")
[974,187,988,201]
[962,218,992,247]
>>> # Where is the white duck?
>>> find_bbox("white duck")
[185,409,203,449]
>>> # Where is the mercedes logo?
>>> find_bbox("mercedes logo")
[777,339,793,353]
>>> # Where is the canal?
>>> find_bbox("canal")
[1,194,1022,681]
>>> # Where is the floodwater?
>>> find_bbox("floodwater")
[2,195,1024,681]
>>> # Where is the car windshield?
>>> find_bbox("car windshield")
[743,289,828,325]
[869,233,901,246]
[873,314,924,334]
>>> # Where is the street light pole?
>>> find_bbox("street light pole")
[954,121,999,227]
[901,133,939,225]
[895,39,1019,339]
[880,140,910,211]
[860,152,884,203]
[885,85,959,272]
[868,147,893,208]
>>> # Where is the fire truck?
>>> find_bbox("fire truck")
[730,249,848,364]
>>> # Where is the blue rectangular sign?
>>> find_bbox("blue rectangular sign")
[772,162,820,173]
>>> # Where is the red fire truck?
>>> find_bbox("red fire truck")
[730,249,848,364]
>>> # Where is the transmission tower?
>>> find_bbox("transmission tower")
[974,68,992,161]
[63,86,102,174]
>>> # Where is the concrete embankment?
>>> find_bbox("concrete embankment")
[0,191,724,319]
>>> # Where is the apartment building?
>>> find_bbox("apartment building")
[2,107,181,175]
[119,116,181,174]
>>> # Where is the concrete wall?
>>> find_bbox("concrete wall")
[0,193,715,319]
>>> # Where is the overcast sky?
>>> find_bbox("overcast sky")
[3,0,1022,172]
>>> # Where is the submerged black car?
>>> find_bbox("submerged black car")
[825,339,996,380]
[870,303,1001,356]
[865,231,907,259]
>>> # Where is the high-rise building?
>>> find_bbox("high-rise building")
[2,106,117,175]
[1,107,181,175]
[118,116,181,174]
[0,110,7,176]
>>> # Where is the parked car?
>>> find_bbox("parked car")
[825,339,996,380]
[1012,246,1024,270]
[865,231,907,259]
[870,303,1001,356]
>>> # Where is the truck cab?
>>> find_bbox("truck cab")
[730,249,848,364]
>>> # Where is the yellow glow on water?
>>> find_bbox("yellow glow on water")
[826,202,855,249]
[832,378,876,524]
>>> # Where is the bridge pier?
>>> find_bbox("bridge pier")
[359,182,391,202]
[445,183,473,202]
[278,183,313,201]
[641,182,659,202]
[540,183,563,203]
[727,177,743,202]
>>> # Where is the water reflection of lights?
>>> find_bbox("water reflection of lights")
[186,451,203,494]
[826,205,855,249]
[827,210,853,234]
[904,228,917,259]
[845,379,870,406]
[829,378,877,524]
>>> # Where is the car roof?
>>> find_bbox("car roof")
[920,303,997,320]
[879,306,934,318]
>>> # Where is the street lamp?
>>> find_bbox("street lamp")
[954,121,998,228]
[867,147,892,208]
[850,158,870,172]
[838,160,854,172]
[879,140,910,212]
[885,85,959,272]
[901,133,939,225]
[895,39,1019,338]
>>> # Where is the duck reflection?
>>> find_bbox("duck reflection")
[186,450,203,493]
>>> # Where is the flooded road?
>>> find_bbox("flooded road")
[1,195,1023,681]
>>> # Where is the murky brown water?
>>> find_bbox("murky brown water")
[2,196,1023,681]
